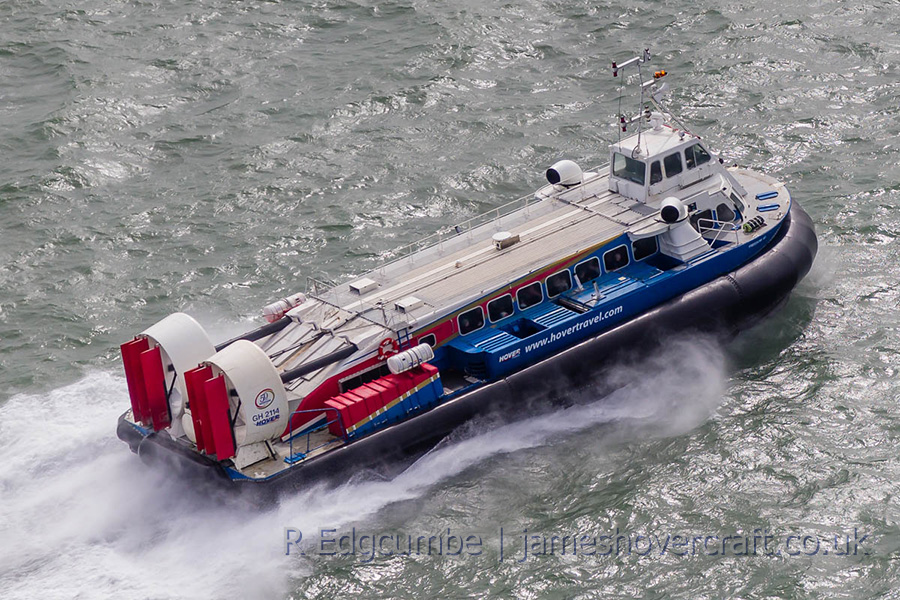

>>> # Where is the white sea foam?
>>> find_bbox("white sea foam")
[0,338,725,600]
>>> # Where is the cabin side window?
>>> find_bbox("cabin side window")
[663,152,683,177]
[716,202,736,222]
[650,161,663,184]
[516,282,543,310]
[603,244,630,271]
[487,294,514,322]
[632,237,658,261]
[574,257,601,285]
[685,143,712,169]
[457,307,484,335]
[418,333,437,347]
[545,270,572,298]
[613,153,646,185]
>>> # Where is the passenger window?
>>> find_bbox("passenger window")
[603,245,630,272]
[574,257,601,285]
[418,333,437,347]
[487,295,514,322]
[516,282,543,310]
[716,202,736,222]
[457,307,484,335]
[664,153,683,177]
[650,161,662,184]
[632,237,658,261]
[545,270,572,298]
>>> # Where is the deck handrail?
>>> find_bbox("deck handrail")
[286,406,346,464]
[697,217,741,246]
[301,163,607,303]
[371,164,608,273]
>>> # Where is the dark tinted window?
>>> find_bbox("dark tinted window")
[632,237,658,261]
[603,245,630,272]
[663,153,683,177]
[650,161,662,184]
[516,282,543,310]
[545,270,572,298]
[574,257,601,285]
[716,202,736,222]
[613,153,646,185]
[418,333,436,347]
[457,307,484,335]
[690,209,714,231]
[487,295,514,322]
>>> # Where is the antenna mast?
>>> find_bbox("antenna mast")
[611,48,678,155]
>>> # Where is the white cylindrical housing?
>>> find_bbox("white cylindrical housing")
[205,340,288,446]
[142,312,217,434]
[387,343,435,374]
[658,197,710,261]
[660,196,688,223]
[546,160,583,187]
[262,292,306,323]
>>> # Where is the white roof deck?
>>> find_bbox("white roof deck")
[322,169,661,330]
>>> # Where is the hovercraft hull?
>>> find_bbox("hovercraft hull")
[117,202,816,495]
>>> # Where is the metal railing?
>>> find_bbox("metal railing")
[381,193,535,267]
[300,164,608,301]
[696,217,741,246]
[305,276,334,296]
[302,274,398,331]
[284,406,346,465]
[372,165,607,273]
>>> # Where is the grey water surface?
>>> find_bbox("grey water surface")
[1,1,898,598]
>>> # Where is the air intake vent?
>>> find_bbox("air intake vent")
[395,296,424,313]
[349,277,378,294]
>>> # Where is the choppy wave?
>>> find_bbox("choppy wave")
[3,0,900,596]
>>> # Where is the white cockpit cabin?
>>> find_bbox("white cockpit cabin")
[608,112,747,212]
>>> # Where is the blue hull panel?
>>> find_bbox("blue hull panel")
[449,224,782,380]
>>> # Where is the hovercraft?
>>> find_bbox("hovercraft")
[116,50,817,492]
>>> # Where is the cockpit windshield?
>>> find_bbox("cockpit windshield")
[612,153,646,185]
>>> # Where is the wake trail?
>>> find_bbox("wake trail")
[0,337,726,600]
